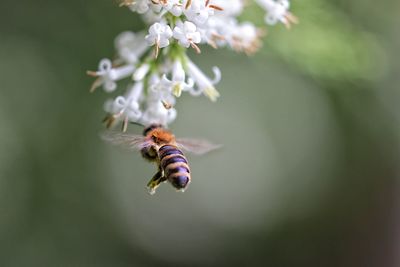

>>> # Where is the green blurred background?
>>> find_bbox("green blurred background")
[1,0,400,266]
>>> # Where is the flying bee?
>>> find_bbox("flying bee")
[101,124,221,194]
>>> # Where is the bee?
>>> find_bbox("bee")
[101,124,220,194]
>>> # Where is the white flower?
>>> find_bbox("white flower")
[162,60,194,97]
[256,0,297,27]
[140,75,177,125]
[87,58,135,93]
[145,22,173,48]
[212,0,243,16]
[229,22,263,55]
[133,63,150,81]
[141,9,163,24]
[173,21,202,49]
[114,31,148,64]
[167,0,184,17]
[195,17,223,47]
[104,82,143,122]
[141,101,177,126]
[184,0,214,26]
[149,2,163,13]
[91,0,298,129]
[153,0,183,16]
[203,16,235,47]
[186,60,221,102]
[148,75,176,105]
[128,0,150,14]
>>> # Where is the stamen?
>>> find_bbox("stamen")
[185,0,192,9]
[288,13,299,23]
[283,13,299,30]
[103,114,116,129]
[155,36,160,58]
[162,100,173,109]
[89,77,102,93]
[208,40,218,49]
[86,70,98,77]
[208,4,223,11]
[119,0,134,7]
[121,117,129,132]
[190,41,201,54]
[213,34,225,40]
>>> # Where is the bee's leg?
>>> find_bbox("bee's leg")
[146,170,166,195]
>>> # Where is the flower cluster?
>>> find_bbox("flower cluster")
[88,0,296,130]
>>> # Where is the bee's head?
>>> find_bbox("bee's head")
[169,175,190,191]
[143,124,164,136]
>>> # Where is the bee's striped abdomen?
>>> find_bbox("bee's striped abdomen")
[159,145,191,190]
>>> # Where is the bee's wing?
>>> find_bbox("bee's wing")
[176,138,222,155]
[100,131,149,151]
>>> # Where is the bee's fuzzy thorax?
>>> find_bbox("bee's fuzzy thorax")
[149,128,176,144]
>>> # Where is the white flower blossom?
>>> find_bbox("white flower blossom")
[173,21,201,49]
[183,0,215,26]
[89,0,297,130]
[162,60,194,97]
[187,60,221,102]
[127,0,150,14]
[87,58,135,93]
[167,0,184,17]
[150,75,176,106]
[114,31,148,64]
[140,75,177,126]
[212,0,243,16]
[145,22,173,48]
[149,0,183,16]
[141,101,177,126]
[104,82,143,121]
[229,22,263,55]
[141,9,163,24]
[256,0,298,27]
[133,63,151,81]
